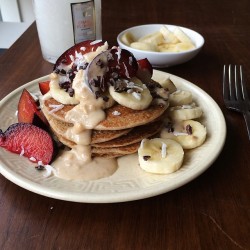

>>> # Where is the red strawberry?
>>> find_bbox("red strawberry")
[39,81,50,95]
[54,40,105,69]
[0,123,54,165]
[18,89,48,127]
[136,58,153,83]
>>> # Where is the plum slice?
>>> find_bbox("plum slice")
[39,81,50,95]
[18,89,48,129]
[54,40,105,70]
[86,48,138,98]
[136,58,153,83]
[0,123,54,165]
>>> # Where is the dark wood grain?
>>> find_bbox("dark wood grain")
[0,0,250,249]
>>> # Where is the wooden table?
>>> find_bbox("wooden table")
[0,0,250,249]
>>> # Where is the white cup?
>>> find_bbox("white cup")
[33,0,102,63]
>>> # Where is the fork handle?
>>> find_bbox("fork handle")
[243,112,250,140]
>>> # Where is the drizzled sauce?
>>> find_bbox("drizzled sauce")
[50,69,118,180]
[53,147,117,181]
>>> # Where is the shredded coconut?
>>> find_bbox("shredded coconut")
[132,92,141,100]
[29,156,36,161]
[48,104,65,114]
[112,110,121,116]
[38,161,56,178]
[20,146,25,156]
[69,54,74,62]
[161,142,167,158]
[80,46,86,51]
[123,62,130,78]
[115,47,122,63]
[129,56,133,65]
[173,131,188,136]
[90,40,102,45]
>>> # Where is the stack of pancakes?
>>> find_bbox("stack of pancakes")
[41,97,168,158]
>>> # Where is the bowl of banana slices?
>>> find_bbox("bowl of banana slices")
[117,24,204,68]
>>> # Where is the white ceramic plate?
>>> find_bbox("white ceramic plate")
[0,70,226,203]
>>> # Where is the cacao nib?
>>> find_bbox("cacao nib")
[186,124,193,135]
[143,155,151,161]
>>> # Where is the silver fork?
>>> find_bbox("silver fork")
[223,65,250,140]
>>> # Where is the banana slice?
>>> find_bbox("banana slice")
[138,31,164,46]
[176,42,195,51]
[168,102,203,120]
[173,27,194,45]
[138,138,184,174]
[152,76,177,94]
[130,42,159,52]
[160,25,180,44]
[169,90,193,106]
[161,120,207,149]
[109,77,153,110]
[158,43,179,52]
[49,73,79,105]
[121,32,135,46]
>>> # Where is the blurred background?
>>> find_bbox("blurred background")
[0,0,34,52]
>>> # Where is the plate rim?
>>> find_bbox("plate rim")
[0,70,226,203]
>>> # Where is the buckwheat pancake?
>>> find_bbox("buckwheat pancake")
[50,119,162,149]
[92,120,163,148]
[42,108,132,144]
[51,128,140,158]
[91,142,140,156]
[42,98,168,130]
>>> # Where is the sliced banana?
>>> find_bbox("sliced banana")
[176,42,195,51]
[109,77,153,110]
[168,102,203,120]
[173,27,194,45]
[130,42,159,52]
[152,75,177,94]
[121,32,135,46]
[169,90,193,106]
[160,25,180,44]
[138,31,164,45]
[49,73,79,105]
[161,120,207,149]
[158,43,179,52]
[138,138,184,174]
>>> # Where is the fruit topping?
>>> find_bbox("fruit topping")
[0,123,54,165]
[54,40,105,69]
[136,58,153,83]
[52,40,107,98]
[86,47,138,99]
[18,89,48,128]
[39,81,50,95]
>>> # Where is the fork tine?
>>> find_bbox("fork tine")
[239,65,249,101]
[228,64,236,100]
[234,65,243,100]
[223,65,230,100]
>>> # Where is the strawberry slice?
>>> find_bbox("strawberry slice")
[54,40,105,69]
[39,81,50,95]
[0,123,54,165]
[136,58,153,83]
[18,89,48,127]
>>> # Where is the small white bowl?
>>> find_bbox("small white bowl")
[117,24,205,68]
